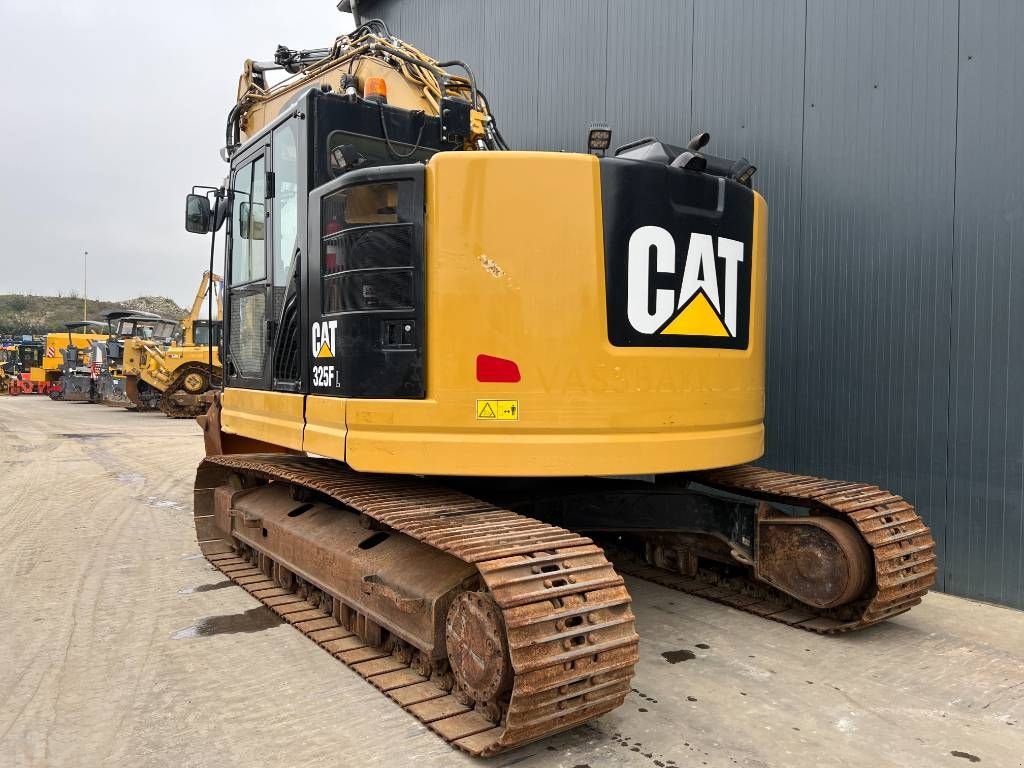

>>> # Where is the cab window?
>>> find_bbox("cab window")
[272,121,299,287]
[230,159,266,284]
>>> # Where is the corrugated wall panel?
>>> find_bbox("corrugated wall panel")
[605,0,693,146]
[536,0,609,152]
[357,0,1024,608]
[429,1,486,89]
[948,0,1024,607]
[689,0,806,471]
[797,0,957,591]
[483,1,542,149]
[368,0,414,44]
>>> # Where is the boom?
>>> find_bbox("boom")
[182,271,223,347]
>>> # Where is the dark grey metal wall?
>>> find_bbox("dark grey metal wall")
[361,0,1024,609]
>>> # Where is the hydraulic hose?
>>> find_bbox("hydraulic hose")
[434,59,479,110]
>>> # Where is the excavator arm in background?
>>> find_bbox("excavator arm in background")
[182,271,223,347]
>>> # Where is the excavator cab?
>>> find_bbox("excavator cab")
[191,319,221,348]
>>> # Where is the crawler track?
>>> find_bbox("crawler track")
[617,465,937,633]
[196,455,638,756]
[161,364,221,418]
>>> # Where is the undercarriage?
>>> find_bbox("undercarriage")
[158,363,222,418]
[194,454,935,754]
[58,371,96,403]
[481,466,935,632]
[126,365,221,418]
[97,372,131,408]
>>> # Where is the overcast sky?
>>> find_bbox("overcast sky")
[0,1,353,306]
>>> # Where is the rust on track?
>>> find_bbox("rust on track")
[618,464,937,633]
[195,454,639,756]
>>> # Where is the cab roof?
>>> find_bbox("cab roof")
[64,321,106,330]
[100,309,162,322]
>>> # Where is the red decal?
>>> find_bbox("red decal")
[476,354,521,383]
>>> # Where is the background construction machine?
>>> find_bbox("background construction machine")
[40,321,107,400]
[91,311,178,407]
[0,344,15,394]
[124,272,223,417]
[6,339,46,395]
[53,321,108,402]
[186,20,936,755]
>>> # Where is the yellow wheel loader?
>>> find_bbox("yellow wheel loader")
[124,272,223,417]
[185,20,936,756]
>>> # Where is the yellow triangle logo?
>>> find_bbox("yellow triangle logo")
[316,342,333,358]
[478,401,496,418]
[661,292,730,337]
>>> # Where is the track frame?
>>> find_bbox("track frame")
[194,454,639,756]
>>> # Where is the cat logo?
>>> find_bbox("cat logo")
[625,226,748,346]
[311,320,338,359]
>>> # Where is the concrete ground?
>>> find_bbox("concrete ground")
[0,396,1022,768]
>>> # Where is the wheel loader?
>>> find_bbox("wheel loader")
[123,272,224,417]
[185,19,937,755]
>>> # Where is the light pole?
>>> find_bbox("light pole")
[83,249,88,321]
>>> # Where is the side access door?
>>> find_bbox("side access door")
[302,164,427,459]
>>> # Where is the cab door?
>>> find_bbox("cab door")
[221,143,305,449]
[225,149,270,387]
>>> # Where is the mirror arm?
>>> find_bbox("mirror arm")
[207,212,217,375]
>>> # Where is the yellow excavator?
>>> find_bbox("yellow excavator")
[186,20,936,756]
[124,272,223,417]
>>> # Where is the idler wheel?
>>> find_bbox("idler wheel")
[183,370,209,394]
[445,591,512,706]
[756,513,872,608]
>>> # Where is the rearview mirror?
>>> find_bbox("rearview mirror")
[185,193,211,234]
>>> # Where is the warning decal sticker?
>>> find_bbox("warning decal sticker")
[476,399,519,421]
